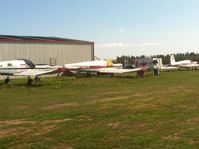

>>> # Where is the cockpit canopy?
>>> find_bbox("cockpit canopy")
[18,59,35,68]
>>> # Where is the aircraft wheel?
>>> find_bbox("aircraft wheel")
[75,73,80,78]
[5,77,11,85]
[34,76,41,82]
[27,77,33,86]
[86,72,91,77]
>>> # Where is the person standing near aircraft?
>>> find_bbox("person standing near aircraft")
[153,60,160,76]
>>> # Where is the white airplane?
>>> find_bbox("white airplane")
[60,59,148,77]
[0,59,58,85]
[170,54,199,69]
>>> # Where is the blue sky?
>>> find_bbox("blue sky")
[1,0,199,58]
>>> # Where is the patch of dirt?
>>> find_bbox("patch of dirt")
[22,128,32,134]
[107,122,120,129]
[41,118,72,125]
[0,127,32,138]
[167,86,193,94]
[42,103,78,111]
[0,119,35,126]
[102,96,129,101]
[187,139,197,145]
[52,144,73,149]
[99,103,112,110]
[17,105,28,109]
[132,92,146,98]
[163,135,179,141]
[34,125,56,136]
[0,117,72,127]
[90,96,129,105]
[91,90,130,99]
[187,116,199,124]
[162,132,182,141]
[78,116,92,121]
[100,91,129,96]
[127,102,157,110]
[0,118,72,138]
[0,128,18,138]
[91,91,148,104]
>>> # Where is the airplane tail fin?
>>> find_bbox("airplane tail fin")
[170,54,175,65]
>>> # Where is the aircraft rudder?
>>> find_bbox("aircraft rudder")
[170,54,175,65]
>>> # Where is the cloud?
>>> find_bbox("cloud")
[97,42,123,48]
[119,28,125,33]
[96,42,162,49]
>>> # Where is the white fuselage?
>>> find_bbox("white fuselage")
[63,60,122,72]
[171,60,192,66]
[0,60,30,75]
[170,54,199,68]
[0,60,29,68]
[0,60,52,75]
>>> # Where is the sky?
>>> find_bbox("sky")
[1,0,199,59]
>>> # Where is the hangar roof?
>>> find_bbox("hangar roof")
[0,35,94,44]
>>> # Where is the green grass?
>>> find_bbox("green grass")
[0,70,198,149]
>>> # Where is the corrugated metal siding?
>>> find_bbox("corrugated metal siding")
[0,42,94,65]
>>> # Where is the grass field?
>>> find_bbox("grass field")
[0,70,198,149]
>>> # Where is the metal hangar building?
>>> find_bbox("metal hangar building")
[0,35,94,65]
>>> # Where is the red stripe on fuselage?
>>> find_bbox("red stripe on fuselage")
[58,66,109,73]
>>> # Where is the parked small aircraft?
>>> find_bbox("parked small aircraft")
[170,54,199,69]
[0,59,58,85]
[156,55,199,70]
[59,59,148,76]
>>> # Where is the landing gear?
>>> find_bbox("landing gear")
[86,72,91,77]
[5,76,11,85]
[34,76,41,82]
[27,76,41,86]
[27,77,33,86]
[74,72,80,78]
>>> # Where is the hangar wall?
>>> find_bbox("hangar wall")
[0,39,94,66]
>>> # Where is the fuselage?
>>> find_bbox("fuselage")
[0,60,30,75]
[0,60,29,68]
[64,60,111,69]
[171,60,192,66]
[62,60,122,72]
[0,59,51,75]
[170,54,198,68]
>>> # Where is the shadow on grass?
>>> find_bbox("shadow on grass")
[0,81,45,88]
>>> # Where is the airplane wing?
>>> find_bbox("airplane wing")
[14,69,57,76]
[97,67,148,74]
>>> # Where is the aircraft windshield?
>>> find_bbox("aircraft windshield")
[18,59,35,68]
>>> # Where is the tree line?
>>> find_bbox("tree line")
[116,52,199,65]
